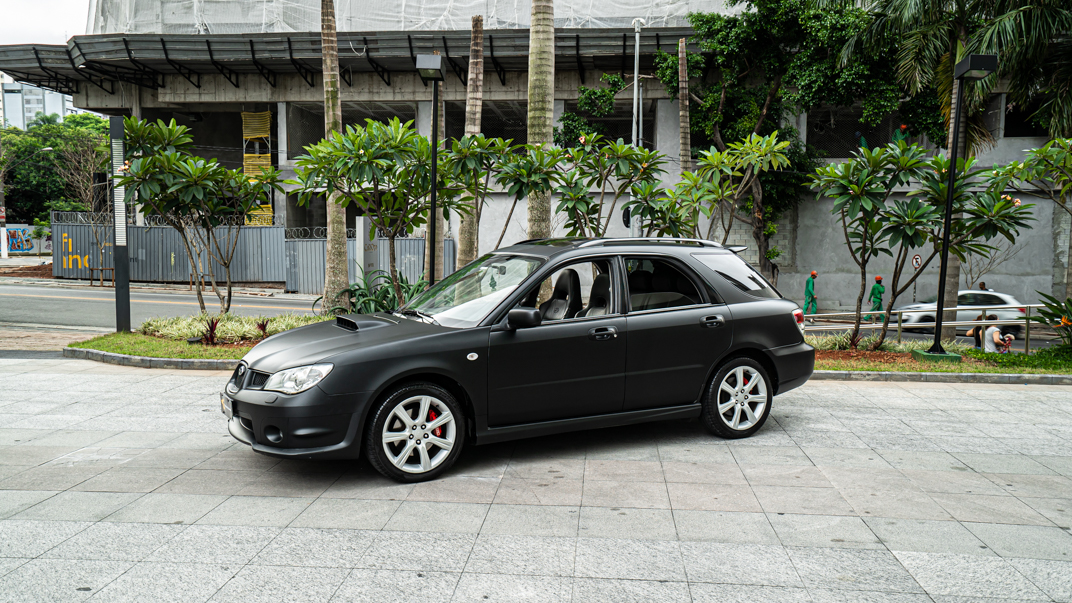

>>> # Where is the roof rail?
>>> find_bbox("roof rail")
[577,237,722,248]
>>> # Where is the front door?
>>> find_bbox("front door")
[487,258,626,426]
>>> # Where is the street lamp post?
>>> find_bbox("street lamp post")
[928,54,997,355]
[0,146,54,259]
[629,18,646,237]
[416,54,445,285]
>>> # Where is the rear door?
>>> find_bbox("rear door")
[622,255,732,411]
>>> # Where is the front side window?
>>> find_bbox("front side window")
[514,259,615,321]
[625,257,703,311]
[692,253,780,300]
[402,254,543,328]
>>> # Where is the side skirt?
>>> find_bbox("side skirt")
[474,404,703,446]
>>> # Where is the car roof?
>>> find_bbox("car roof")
[493,237,736,259]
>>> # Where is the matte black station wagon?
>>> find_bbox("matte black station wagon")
[222,238,815,482]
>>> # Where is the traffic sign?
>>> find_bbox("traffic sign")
[912,254,922,270]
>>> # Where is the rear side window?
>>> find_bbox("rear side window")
[692,253,780,299]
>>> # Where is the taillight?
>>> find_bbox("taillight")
[793,309,805,334]
[1018,308,1026,314]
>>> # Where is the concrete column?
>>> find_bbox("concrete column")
[416,101,432,137]
[275,101,288,227]
[654,99,681,184]
[355,215,379,280]
[552,100,565,129]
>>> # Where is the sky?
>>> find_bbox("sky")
[0,0,90,45]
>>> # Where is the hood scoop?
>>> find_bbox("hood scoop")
[335,314,393,333]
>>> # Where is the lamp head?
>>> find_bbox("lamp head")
[416,54,444,83]
[40,147,53,151]
[953,54,997,81]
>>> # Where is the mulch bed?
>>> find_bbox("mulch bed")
[0,264,54,278]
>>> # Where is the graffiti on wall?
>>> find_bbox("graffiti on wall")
[3,225,52,254]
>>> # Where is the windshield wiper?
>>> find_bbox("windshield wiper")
[397,308,441,326]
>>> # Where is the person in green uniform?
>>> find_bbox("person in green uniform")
[804,271,818,320]
[892,124,910,145]
[868,275,885,321]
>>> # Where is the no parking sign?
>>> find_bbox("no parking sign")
[912,254,922,270]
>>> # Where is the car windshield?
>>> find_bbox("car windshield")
[400,254,543,328]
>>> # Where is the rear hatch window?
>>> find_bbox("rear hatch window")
[692,253,781,299]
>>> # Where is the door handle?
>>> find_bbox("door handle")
[588,326,618,341]
[700,315,725,328]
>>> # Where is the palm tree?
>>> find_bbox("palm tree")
[678,38,692,174]
[27,112,62,128]
[321,0,350,313]
[525,0,555,242]
[458,15,485,266]
[974,0,1072,138]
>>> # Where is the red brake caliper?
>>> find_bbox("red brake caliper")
[429,409,442,437]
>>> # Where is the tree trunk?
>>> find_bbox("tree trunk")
[387,233,403,305]
[525,0,555,241]
[750,178,776,283]
[458,15,485,268]
[424,80,446,283]
[852,262,867,345]
[321,0,350,315]
[678,38,691,174]
[1065,216,1072,299]
[940,79,964,341]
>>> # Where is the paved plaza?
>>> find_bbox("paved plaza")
[0,357,1071,602]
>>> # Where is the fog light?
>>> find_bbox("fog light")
[264,425,283,444]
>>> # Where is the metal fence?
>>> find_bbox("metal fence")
[52,213,456,295]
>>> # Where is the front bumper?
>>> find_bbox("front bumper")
[221,380,372,460]
[768,341,815,394]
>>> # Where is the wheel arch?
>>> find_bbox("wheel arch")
[366,371,478,441]
[705,347,780,396]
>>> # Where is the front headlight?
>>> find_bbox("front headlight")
[263,364,333,394]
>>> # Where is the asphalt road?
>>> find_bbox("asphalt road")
[0,283,315,330]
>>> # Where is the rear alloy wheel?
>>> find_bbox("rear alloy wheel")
[701,358,772,439]
[366,383,465,482]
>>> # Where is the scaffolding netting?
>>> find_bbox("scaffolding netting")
[87,0,736,35]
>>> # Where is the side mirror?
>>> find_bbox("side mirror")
[506,308,542,330]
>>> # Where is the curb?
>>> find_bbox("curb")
[812,370,1072,385]
[63,347,239,371]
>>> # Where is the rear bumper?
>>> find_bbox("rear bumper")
[222,385,371,460]
[768,341,815,394]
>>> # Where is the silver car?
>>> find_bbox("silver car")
[897,290,1026,336]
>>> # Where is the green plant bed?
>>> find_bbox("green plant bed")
[140,313,329,343]
[69,332,253,360]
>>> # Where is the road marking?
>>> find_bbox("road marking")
[0,292,310,311]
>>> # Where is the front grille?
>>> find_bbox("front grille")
[248,371,270,389]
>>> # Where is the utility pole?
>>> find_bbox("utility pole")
[629,18,645,237]
[109,116,131,332]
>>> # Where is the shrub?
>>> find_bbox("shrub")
[806,333,972,354]
[141,313,329,343]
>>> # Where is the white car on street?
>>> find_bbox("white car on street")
[896,290,1026,336]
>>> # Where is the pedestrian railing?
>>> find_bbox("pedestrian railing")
[803,303,1054,351]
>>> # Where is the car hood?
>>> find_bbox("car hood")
[240,313,442,373]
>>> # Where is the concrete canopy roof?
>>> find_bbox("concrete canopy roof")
[0,28,697,96]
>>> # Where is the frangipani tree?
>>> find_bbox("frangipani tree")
[292,118,467,303]
[444,134,514,265]
[494,143,564,248]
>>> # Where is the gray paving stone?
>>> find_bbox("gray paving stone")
[383,501,489,533]
[359,531,476,571]
[0,519,90,557]
[90,562,237,603]
[151,469,267,496]
[752,485,855,516]
[666,482,762,512]
[69,467,184,493]
[730,445,814,466]
[900,469,1008,495]
[492,477,583,506]
[20,430,117,448]
[768,514,882,549]
[895,551,1049,599]
[786,547,924,593]
[673,510,780,544]
[575,537,685,581]
[0,558,27,579]
[742,464,833,488]
[1007,558,1072,602]
[581,479,670,509]
[1020,496,1072,528]
[577,506,678,540]
[681,541,801,587]
[121,447,218,469]
[13,491,141,521]
[464,534,575,576]
[839,487,952,521]
[208,564,350,603]
[252,527,376,568]
[570,577,691,603]
[953,453,1056,475]
[963,522,1072,561]
[480,504,579,537]
[406,475,501,503]
[0,558,131,603]
[689,583,813,603]
[878,450,969,471]
[236,470,343,498]
[146,524,280,564]
[865,518,993,556]
[102,492,227,524]
[807,590,934,603]
[0,445,78,466]
[504,458,586,480]
[194,495,313,527]
[43,522,185,561]
[0,490,56,519]
[985,473,1072,499]
[0,465,107,491]
[930,493,1052,525]
[289,498,401,530]
[660,461,748,484]
[329,569,461,603]
[451,572,572,603]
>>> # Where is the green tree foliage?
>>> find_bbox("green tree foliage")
[553,74,627,147]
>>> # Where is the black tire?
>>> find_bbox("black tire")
[365,382,466,483]
[700,357,773,439]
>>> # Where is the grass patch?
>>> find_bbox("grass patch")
[815,348,1072,374]
[140,313,329,343]
[69,332,253,360]
[806,332,974,354]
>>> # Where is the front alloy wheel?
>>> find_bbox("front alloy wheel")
[366,383,465,482]
[701,358,772,439]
